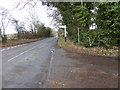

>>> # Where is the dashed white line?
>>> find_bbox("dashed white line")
[6,47,10,50]
[1,43,27,51]
[1,49,5,51]
[11,47,14,48]
[8,44,44,62]
[13,46,16,48]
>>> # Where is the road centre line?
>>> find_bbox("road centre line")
[1,38,54,52]
[4,38,53,61]
[8,43,44,62]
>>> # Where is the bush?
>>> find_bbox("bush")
[77,29,117,48]
[2,35,7,43]
[78,30,97,48]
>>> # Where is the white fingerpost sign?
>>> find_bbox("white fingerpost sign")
[59,25,67,42]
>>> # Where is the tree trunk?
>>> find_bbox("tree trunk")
[78,27,80,44]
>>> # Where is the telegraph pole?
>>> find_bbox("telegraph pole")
[77,0,83,44]
[78,27,80,44]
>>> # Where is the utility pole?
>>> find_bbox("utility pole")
[77,0,83,44]
[78,27,80,44]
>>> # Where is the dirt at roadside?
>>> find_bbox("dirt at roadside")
[0,38,42,47]
[47,45,118,88]
[57,37,118,58]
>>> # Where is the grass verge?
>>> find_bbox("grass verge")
[0,38,44,47]
[57,37,118,58]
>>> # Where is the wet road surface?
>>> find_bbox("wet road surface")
[2,37,118,88]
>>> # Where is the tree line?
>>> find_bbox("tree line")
[11,19,53,40]
[44,2,120,48]
[0,1,53,43]
[1,20,53,43]
[0,16,53,43]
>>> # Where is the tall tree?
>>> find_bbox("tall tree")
[11,19,25,39]
[95,2,120,46]
[0,7,11,43]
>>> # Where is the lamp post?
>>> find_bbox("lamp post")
[59,25,67,42]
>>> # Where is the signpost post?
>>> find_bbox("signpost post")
[59,25,67,42]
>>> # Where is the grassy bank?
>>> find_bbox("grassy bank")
[57,37,118,57]
[0,38,43,47]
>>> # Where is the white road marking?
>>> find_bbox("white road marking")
[45,49,55,86]
[3,38,53,60]
[51,51,53,53]
[8,44,44,62]
[2,43,27,51]
[6,47,10,50]
[1,49,5,51]
[14,46,16,47]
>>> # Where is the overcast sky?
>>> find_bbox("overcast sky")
[0,0,55,34]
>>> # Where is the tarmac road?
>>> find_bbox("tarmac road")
[2,37,118,88]
[2,37,58,88]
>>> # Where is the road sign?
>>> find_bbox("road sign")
[59,25,67,42]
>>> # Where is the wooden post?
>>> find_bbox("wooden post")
[78,27,79,44]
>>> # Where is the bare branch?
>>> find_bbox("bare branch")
[0,8,12,36]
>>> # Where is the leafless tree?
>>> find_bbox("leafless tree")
[11,18,26,39]
[0,0,40,42]
[46,7,63,29]
[14,0,38,10]
[25,0,40,33]
[0,7,12,42]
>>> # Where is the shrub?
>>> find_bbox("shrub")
[2,35,7,43]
